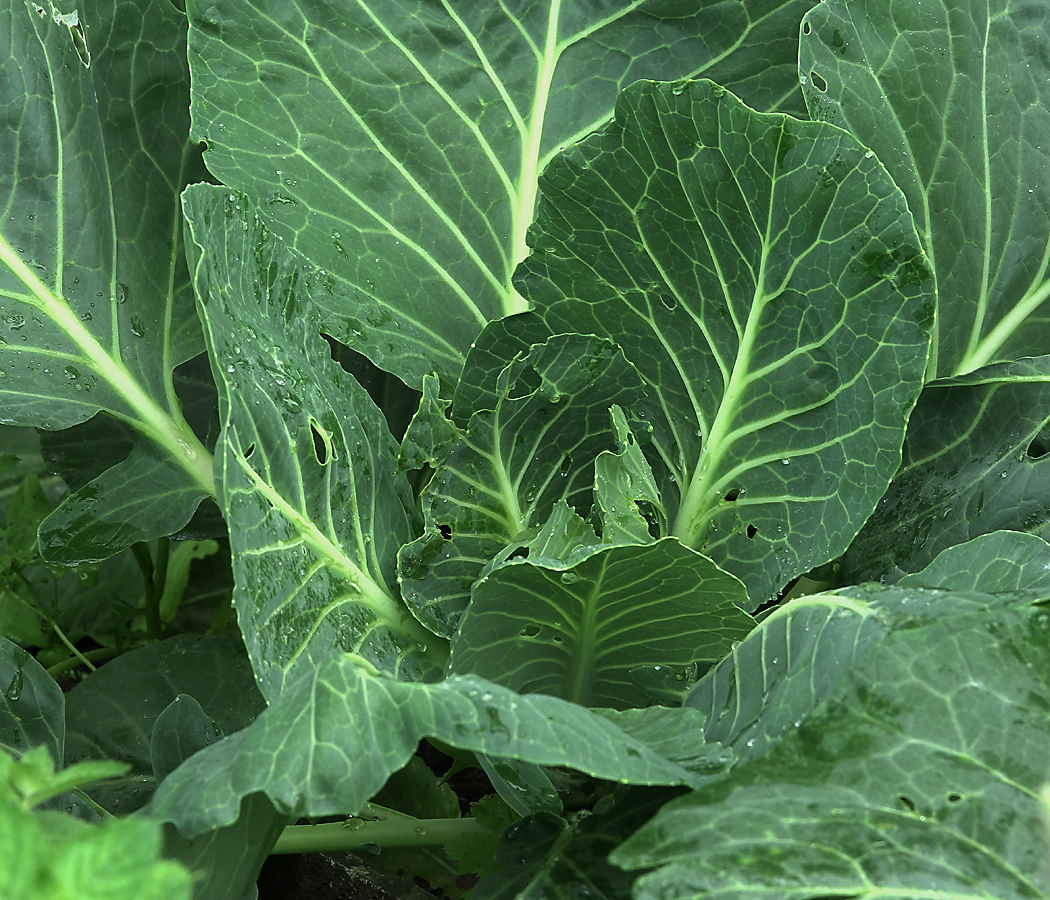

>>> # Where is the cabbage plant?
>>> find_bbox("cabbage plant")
[2,1,1050,898]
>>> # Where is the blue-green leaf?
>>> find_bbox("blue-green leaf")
[800,0,1050,377]
[0,1,214,564]
[183,185,443,698]
[450,539,754,710]
[64,634,264,815]
[842,357,1050,584]
[518,78,934,609]
[616,589,1050,899]
[147,660,703,839]
[185,0,814,386]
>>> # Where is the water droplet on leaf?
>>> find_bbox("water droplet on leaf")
[5,667,22,701]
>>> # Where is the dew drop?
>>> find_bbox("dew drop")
[5,667,22,701]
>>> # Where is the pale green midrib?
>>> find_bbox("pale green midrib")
[0,234,215,496]
[100,94,119,362]
[442,461,518,532]
[232,453,438,654]
[760,592,879,626]
[507,0,562,315]
[297,43,494,326]
[564,574,600,707]
[956,275,1050,375]
[531,0,645,175]
[488,419,525,535]
[961,19,995,369]
[160,143,197,414]
[672,242,772,547]
[44,29,66,304]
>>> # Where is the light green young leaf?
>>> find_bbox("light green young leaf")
[449,539,754,710]
[841,357,1050,584]
[517,78,934,609]
[185,0,813,387]
[183,185,442,697]
[616,591,1050,900]
[147,660,704,839]
[0,748,194,900]
[0,1,214,563]
[462,500,602,606]
[398,333,649,638]
[5,745,128,812]
[593,406,665,544]
[398,374,456,474]
[800,0,1050,377]
[502,500,601,569]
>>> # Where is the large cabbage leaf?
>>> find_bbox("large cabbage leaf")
[514,78,934,608]
[184,0,814,386]
[799,0,1050,377]
[0,0,214,564]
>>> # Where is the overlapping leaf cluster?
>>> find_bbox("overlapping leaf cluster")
[2,1,1050,898]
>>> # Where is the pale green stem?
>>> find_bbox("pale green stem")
[271,815,486,855]
[505,0,563,314]
[47,617,97,673]
[45,646,118,678]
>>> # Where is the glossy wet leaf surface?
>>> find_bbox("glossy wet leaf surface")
[148,661,709,838]
[0,1,213,563]
[184,186,441,698]
[619,538,1050,899]
[842,357,1050,584]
